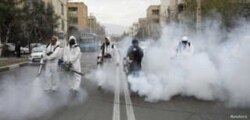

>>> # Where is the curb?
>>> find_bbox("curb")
[0,62,29,72]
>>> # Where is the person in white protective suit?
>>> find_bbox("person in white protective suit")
[97,37,120,90]
[175,36,194,57]
[44,36,62,91]
[97,37,119,65]
[63,36,82,92]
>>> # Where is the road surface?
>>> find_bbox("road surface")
[0,52,249,120]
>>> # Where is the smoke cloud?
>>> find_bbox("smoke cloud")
[125,19,250,108]
[79,16,250,108]
[0,67,87,120]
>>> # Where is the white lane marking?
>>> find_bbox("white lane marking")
[112,65,121,120]
[123,72,136,120]
[117,50,136,120]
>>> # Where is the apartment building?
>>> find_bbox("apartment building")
[88,15,98,32]
[67,1,88,30]
[147,5,161,39]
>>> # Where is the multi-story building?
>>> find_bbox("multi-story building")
[137,18,148,39]
[88,15,97,33]
[43,0,68,37]
[147,5,161,39]
[147,5,161,24]
[131,22,139,36]
[67,1,88,30]
[160,0,185,24]
[160,0,171,26]
[87,15,105,38]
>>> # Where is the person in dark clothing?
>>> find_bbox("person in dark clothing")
[126,39,144,75]
[15,41,21,58]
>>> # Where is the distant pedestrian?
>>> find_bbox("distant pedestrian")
[15,41,21,58]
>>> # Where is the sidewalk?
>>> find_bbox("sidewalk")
[0,56,29,72]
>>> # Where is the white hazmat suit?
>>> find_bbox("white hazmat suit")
[176,36,194,57]
[44,41,61,91]
[63,36,82,91]
[98,37,119,64]
[97,37,120,89]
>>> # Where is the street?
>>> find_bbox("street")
[1,0,250,119]
[0,52,249,120]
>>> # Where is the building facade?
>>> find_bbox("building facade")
[147,5,161,40]
[160,0,185,24]
[67,1,88,30]
[137,18,148,39]
[147,5,161,24]
[88,15,98,33]
[43,0,68,36]
[129,22,139,36]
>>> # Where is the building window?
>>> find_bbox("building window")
[178,4,184,13]
[70,17,78,24]
[61,3,64,15]
[153,19,160,23]
[69,7,78,12]
[239,0,246,3]
[152,9,160,15]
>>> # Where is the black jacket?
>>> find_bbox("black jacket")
[126,44,144,71]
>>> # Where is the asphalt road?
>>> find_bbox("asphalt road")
[0,52,249,120]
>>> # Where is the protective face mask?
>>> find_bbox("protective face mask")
[69,39,76,46]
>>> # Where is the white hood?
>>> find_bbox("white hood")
[69,36,77,44]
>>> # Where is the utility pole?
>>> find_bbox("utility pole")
[196,0,202,32]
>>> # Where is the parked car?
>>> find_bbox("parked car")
[29,45,46,62]
[30,43,42,48]
[5,43,15,52]
[20,47,30,54]
[1,43,16,57]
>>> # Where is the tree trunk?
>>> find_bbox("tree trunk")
[196,0,202,32]
[0,35,2,57]
[5,27,11,43]
[3,23,12,44]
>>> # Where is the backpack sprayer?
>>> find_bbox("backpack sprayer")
[60,62,84,76]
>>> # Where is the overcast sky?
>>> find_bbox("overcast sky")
[68,0,160,34]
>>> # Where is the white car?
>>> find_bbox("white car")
[29,46,46,62]
[5,43,15,52]
[5,43,30,54]
[30,43,42,48]
[21,47,30,54]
